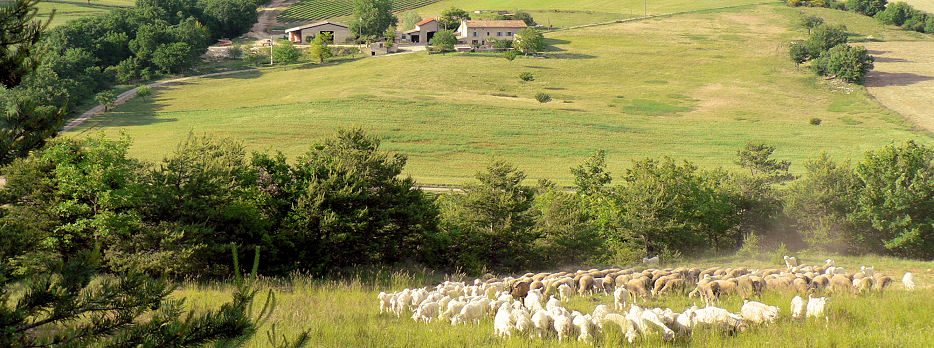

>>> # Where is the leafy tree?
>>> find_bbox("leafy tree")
[272,39,301,64]
[812,44,874,83]
[503,49,518,61]
[96,90,118,111]
[349,0,398,40]
[735,142,794,182]
[308,32,333,63]
[492,38,513,49]
[401,11,422,30]
[197,0,260,39]
[152,42,197,73]
[790,41,809,67]
[438,160,538,271]
[533,184,601,266]
[251,128,439,275]
[514,27,545,54]
[848,0,888,16]
[384,26,396,48]
[799,14,824,34]
[806,24,848,58]
[572,150,613,195]
[852,140,934,258]
[784,153,859,251]
[513,11,537,26]
[439,7,471,30]
[874,1,914,26]
[535,92,551,103]
[430,29,457,53]
[0,0,50,88]
[137,85,153,99]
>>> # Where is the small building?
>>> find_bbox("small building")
[285,21,351,44]
[364,41,399,56]
[402,18,440,44]
[457,20,528,48]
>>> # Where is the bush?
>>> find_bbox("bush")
[519,72,534,81]
[503,50,518,61]
[812,44,875,83]
[514,27,545,54]
[272,40,302,64]
[535,92,551,103]
[736,233,762,259]
[137,85,152,99]
[807,24,849,58]
[810,117,822,125]
[875,1,914,26]
[492,39,513,49]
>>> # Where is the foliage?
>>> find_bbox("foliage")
[137,85,153,99]
[533,184,602,266]
[503,49,518,61]
[535,92,551,103]
[0,89,64,166]
[806,24,848,58]
[492,39,513,49]
[350,0,398,40]
[789,41,809,66]
[308,32,333,63]
[799,14,825,34]
[735,142,793,182]
[571,150,613,195]
[784,153,859,252]
[429,30,457,53]
[437,160,538,272]
[96,89,117,110]
[401,11,422,30]
[810,117,822,125]
[848,0,888,16]
[439,7,470,30]
[518,71,534,81]
[0,0,50,89]
[736,232,761,259]
[272,40,302,64]
[197,0,260,39]
[512,11,537,26]
[812,44,875,83]
[852,140,934,258]
[514,27,545,54]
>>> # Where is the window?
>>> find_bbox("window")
[506,32,512,36]
[497,32,502,36]
[472,32,478,37]
[486,32,490,36]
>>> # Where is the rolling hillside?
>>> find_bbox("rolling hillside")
[67,3,934,185]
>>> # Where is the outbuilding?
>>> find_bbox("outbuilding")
[402,17,440,44]
[285,21,351,44]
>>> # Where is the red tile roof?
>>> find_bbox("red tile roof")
[416,18,436,26]
[462,20,528,28]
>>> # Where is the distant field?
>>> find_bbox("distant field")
[409,0,776,21]
[177,254,934,347]
[35,0,133,27]
[904,0,934,12]
[861,41,934,132]
[278,0,444,23]
[68,4,934,186]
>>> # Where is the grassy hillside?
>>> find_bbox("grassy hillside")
[35,0,134,27]
[176,254,934,347]
[68,4,934,185]
[904,0,934,12]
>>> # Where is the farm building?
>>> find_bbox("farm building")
[457,20,527,48]
[285,21,351,43]
[402,17,440,44]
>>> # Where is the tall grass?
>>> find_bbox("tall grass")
[176,255,934,347]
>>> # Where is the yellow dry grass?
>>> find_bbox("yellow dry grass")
[861,41,934,132]
[904,0,934,12]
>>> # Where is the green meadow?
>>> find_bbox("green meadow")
[177,254,934,347]
[35,0,134,27]
[68,3,934,185]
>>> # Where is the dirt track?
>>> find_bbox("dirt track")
[248,0,297,39]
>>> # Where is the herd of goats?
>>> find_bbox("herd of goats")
[376,256,919,343]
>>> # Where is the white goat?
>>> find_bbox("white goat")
[806,296,828,319]
[452,301,485,325]
[790,295,806,319]
[604,313,640,343]
[903,272,916,291]
[642,255,660,266]
[493,304,515,337]
[377,292,392,314]
[531,309,553,338]
[573,314,597,343]
[693,306,746,332]
[412,301,440,323]
[614,285,628,310]
[553,312,574,342]
[783,255,798,269]
[558,283,573,302]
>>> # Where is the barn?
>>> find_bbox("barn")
[285,21,351,44]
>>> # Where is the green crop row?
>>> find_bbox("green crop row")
[278,0,442,23]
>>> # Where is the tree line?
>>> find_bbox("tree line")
[786,0,934,33]
[5,130,934,282]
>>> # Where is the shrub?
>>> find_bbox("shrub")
[503,50,518,61]
[789,42,809,67]
[810,117,822,125]
[807,24,848,58]
[813,44,875,83]
[535,92,551,103]
[848,0,888,16]
[875,2,914,26]
[492,39,513,49]
[430,30,458,53]
[272,40,302,64]
[519,72,534,81]
[736,233,761,259]
[770,243,793,265]
[514,27,545,54]
[137,85,152,99]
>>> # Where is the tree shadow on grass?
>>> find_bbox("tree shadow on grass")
[865,71,934,87]
[549,53,597,59]
[72,96,177,133]
[873,56,911,63]
[201,70,263,80]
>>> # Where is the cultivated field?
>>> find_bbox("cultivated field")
[277,0,443,23]
[904,0,934,12]
[860,41,934,132]
[67,3,933,185]
[35,0,133,27]
[176,254,934,347]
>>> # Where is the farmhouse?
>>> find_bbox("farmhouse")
[457,20,528,47]
[285,21,351,43]
[402,17,440,44]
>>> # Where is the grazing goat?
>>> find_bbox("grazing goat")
[740,300,780,324]
[791,295,806,319]
[642,255,660,266]
[806,296,828,320]
[903,272,916,291]
[493,304,515,337]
